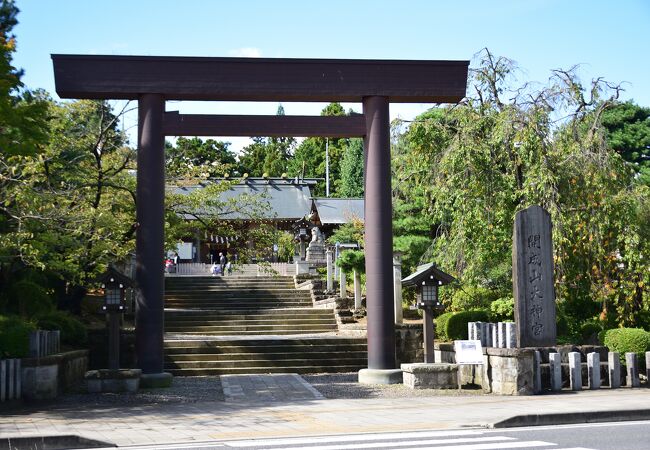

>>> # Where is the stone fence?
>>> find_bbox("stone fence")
[429,342,649,395]
[29,330,61,358]
[0,350,88,402]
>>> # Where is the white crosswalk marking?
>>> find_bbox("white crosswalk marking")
[232,437,517,450]
[222,430,599,450]
[227,430,484,447]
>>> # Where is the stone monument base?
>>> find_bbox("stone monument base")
[85,369,141,393]
[401,363,458,389]
[358,368,403,385]
[140,371,173,388]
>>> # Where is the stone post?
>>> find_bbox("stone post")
[468,322,476,340]
[505,323,516,348]
[0,359,5,402]
[326,249,334,292]
[608,352,621,389]
[393,252,403,325]
[587,352,600,390]
[569,352,582,391]
[646,352,650,385]
[340,270,347,299]
[490,323,497,348]
[549,352,562,391]
[497,322,506,348]
[533,350,542,394]
[354,270,362,310]
[625,353,640,388]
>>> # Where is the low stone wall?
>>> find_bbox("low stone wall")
[395,324,424,365]
[21,350,88,400]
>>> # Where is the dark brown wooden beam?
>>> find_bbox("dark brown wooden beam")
[52,55,468,103]
[163,112,366,137]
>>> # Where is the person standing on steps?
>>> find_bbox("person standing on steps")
[219,252,227,276]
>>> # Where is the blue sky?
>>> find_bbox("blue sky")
[12,0,650,150]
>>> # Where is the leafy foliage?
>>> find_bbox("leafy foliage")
[393,49,650,327]
[445,309,490,341]
[339,138,364,197]
[489,297,515,322]
[0,314,35,358]
[602,328,650,362]
[336,250,365,274]
[36,310,87,346]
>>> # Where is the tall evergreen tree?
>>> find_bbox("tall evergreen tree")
[339,138,364,197]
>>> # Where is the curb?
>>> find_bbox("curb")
[490,409,650,428]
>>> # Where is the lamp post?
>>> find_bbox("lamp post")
[101,267,133,371]
[402,263,455,364]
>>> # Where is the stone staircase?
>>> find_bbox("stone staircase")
[164,276,367,375]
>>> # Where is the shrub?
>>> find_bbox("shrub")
[579,321,603,344]
[36,310,88,347]
[450,286,499,312]
[489,297,514,322]
[0,315,36,358]
[445,309,490,341]
[336,250,365,274]
[602,328,650,362]
[0,280,54,318]
[434,311,455,341]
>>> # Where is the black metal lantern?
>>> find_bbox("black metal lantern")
[100,267,133,312]
[403,263,455,364]
[292,217,313,243]
[99,266,134,370]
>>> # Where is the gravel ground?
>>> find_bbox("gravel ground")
[20,373,484,412]
[301,373,486,399]
[53,376,225,408]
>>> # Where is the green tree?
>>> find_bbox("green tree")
[239,105,295,177]
[0,0,48,157]
[1,100,136,312]
[166,137,240,180]
[395,49,650,326]
[339,138,364,197]
[288,102,351,196]
[601,101,650,185]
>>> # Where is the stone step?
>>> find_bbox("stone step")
[164,301,312,307]
[165,350,368,362]
[165,324,337,333]
[164,308,333,318]
[164,337,366,347]
[165,365,364,376]
[164,342,366,353]
[165,357,366,369]
[164,293,312,300]
[165,318,336,327]
[164,328,338,336]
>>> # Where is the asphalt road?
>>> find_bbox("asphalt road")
[85,420,650,450]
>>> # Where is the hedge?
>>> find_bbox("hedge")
[0,315,36,358]
[602,328,650,362]
[445,309,490,341]
[36,310,88,347]
[434,312,455,341]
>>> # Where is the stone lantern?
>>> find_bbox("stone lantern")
[292,217,313,261]
[402,263,455,363]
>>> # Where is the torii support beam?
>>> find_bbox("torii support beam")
[52,55,468,385]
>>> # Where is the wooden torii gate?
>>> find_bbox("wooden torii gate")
[52,55,468,385]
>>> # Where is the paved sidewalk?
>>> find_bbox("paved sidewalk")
[1,377,650,447]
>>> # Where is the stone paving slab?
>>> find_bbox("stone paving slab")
[2,377,650,447]
[221,374,324,402]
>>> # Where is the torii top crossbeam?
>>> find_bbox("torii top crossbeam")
[52,55,468,103]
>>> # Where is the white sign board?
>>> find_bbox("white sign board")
[454,340,484,365]
[176,242,193,260]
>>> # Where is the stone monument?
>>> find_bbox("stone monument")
[306,226,326,264]
[512,205,556,347]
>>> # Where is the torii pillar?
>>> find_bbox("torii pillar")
[358,96,401,384]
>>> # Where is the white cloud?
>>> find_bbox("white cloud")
[228,47,262,58]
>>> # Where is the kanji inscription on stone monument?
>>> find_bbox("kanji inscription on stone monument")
[512,205,556,347]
